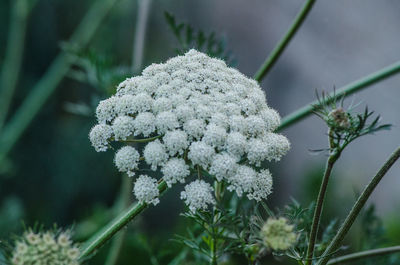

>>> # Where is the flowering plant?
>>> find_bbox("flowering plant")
[0,1,400,265]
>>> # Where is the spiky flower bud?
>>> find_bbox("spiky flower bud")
[328,108,350,129]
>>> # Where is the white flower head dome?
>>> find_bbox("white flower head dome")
[89,49,290,211]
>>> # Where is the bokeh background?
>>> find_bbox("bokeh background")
[0,0,399,264]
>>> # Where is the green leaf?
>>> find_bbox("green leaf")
[163,11,236,65]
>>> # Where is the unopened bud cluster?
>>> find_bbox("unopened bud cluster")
[89,50,290,212]
[10,229,80,265]
[260,217,297,251]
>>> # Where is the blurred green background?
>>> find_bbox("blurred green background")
[0,0,399,264]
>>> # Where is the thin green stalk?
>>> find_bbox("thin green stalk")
[210,181,223,265]
[327,246,400,265]
[211,235,217,265]
[122,135,162,143]
[79,180,168,259]
[253,0,317,81]
[104,176,132,265]
[317,146,400,265]
[0,0,35,130]
[278,60,400,131]
[305,130,340,265]
[305,154,339,264]
[0,0,119,165]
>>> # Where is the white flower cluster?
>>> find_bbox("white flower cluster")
[133,175,160,205]
[89,49,290,211]
[180,180,216,212]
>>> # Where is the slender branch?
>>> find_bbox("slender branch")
[0,0,119,165]
[327,246,400,265]
[210,181,223,265]
[253,0,317,81]
[79,180,168,259]
[0,0,35,130]
[277,60,400,131]
[121,135,162,143]
[104,176,132,265]
[305,130,340,265]
[317,146,400,265]
[211,235,217,265]
[132,0,152,73]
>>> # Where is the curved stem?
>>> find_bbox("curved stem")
[317,146,400,265]
[0,0,35,130]
[79,180,168,259]
[104,176,132,265]
[277,60,400,131]
[253,0,317,82]
[0,0,119,165]
[305,130,339,265]
[327,246,400,265]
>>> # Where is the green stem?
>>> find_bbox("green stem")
[0,0,34,130]
[327,246,400,265]
[79,180,168,259]
[278,60,400,131]
[211,237,217,265]
[317,146,400,265]
[305,130,339,265]
[122,135,162,143]
[210,181,222,265]
[253,0,317,81]
[0,0,119,165]
[104,176,132,265]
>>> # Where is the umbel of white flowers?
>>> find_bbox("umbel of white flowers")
[89,49,290,212]
[10,229,80,265]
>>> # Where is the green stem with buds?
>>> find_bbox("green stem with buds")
[79,180,168,259]
[0,0,119,165]
[253,0,317,81]
[327,245,400,265]
[305,130,340,265]
[278,60,400,131]
[317,146,400,265]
